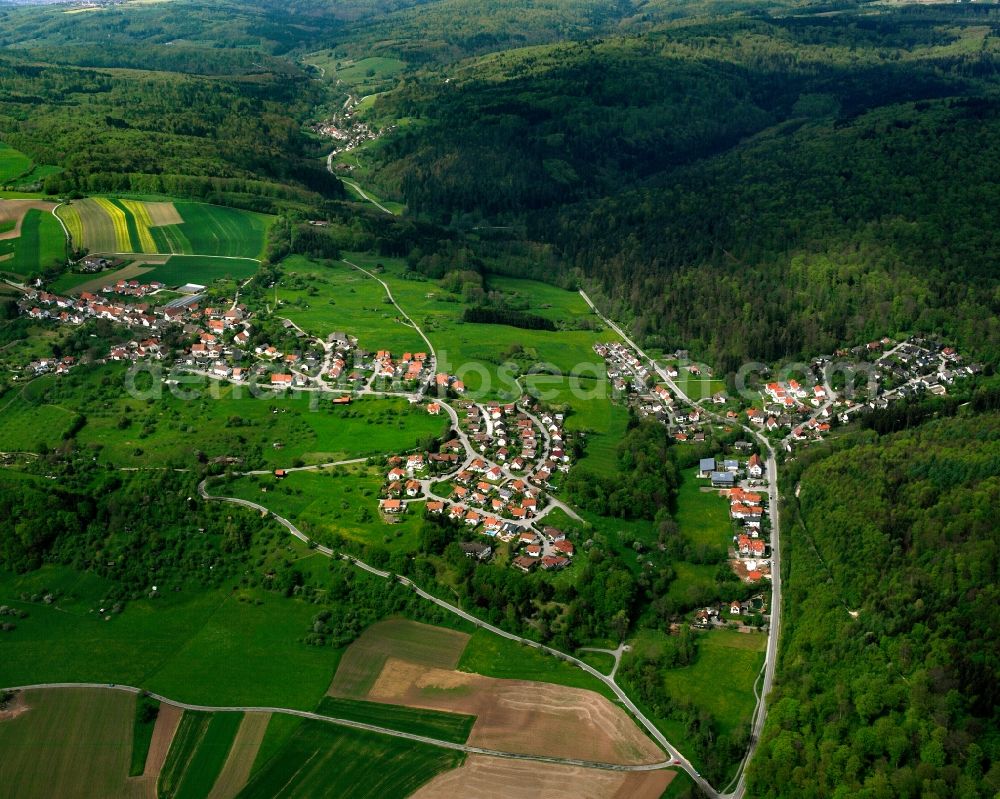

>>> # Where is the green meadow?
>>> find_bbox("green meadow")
[342,253,617,397]
[624,628,764,783]
[0,563,345,710]
[142,254,260,286]
[456,628,615,700]
[225,465,430,553]
[0,209,66,275]
[238,718,462,799]
[0,142,33,183]
[0,366,445,468]
[275,256,426,353]
[675,470,733,551]
[315,697,475,744]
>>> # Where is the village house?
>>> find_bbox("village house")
[460,542,493,561]
[380,499,405,514]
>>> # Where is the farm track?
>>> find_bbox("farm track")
[3,684,676,775]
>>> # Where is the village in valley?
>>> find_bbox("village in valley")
[595,335,978,453]
[16,263,977,596]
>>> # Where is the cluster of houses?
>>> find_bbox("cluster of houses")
[595,341,652,394]
[24,289,163,331]
[23,355,77,376]
[457,400,572,489]
[101,278,167,298]
[743,336,977,449]
[511,526,575,572]
[838,336,979,420]
[694,594,767,628]
[371,350,431,383]
[434,372,466,395]
[108,337,163,363]
[375,398,578,575]
[594,342,715,442]
[700,456,772,583]
[744,376,833,444]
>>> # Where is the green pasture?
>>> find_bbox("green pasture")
[0,209,66,275]
[457,628,615,701]
[238,718,462,799]
[315,697,474,744]
[342,253,616,398]
[142,254,260,286]
[0,143,32,183]
[0,366,445,468]
[225,465,428,553]
[675,470,733,551]
[275,255,426,352]
[0,565,344,711]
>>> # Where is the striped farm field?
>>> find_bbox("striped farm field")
[0,687,136,799]
[57,198,270,259]
[93,198,131,252]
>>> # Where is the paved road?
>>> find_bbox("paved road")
[198,476,703,784]
[580,288,784,799]
[3,683,673,773]
[326,150,395,216]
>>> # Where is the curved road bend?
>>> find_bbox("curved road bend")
[3,683,672,774]
[198,477,708,791]
[579,288,782,799]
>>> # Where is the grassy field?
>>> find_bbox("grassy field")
[275,256,426,353]
[239,718,463,799]
[315,696,475,743]
[129,696,160,776]
[305,52,406,93]
[630,628,765,742]
[142,254,260,286]
[0,209,66,275]
[342,253,617,398]
[329,618,470,698]
[250,714,303,778]
[671,373,727,401]
[226,465,429,553]
[0,564,346,711]
[0,366,444,468]
[675,470,732,551]
[456,628,615,701]
[521,373,628,475]
[57,199,270,259]
[0,142,32,183]
[0,687,135,799]
[159,711,242,799]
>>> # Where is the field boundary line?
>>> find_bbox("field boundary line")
[3,683,676,774]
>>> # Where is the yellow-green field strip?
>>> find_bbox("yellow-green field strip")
[120,199,158,253]
[93,197,136,252]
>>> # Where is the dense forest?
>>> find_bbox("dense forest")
[360,9,1000,367]
[748,412,1000,798]
[0,48,343,211]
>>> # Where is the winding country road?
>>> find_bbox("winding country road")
[3,683,673,773]
[196,475,700,784]
[579,288,783,799]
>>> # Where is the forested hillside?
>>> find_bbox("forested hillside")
[747,413,1000,798]
[0,52,342,211]
[360,9,1000,366]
